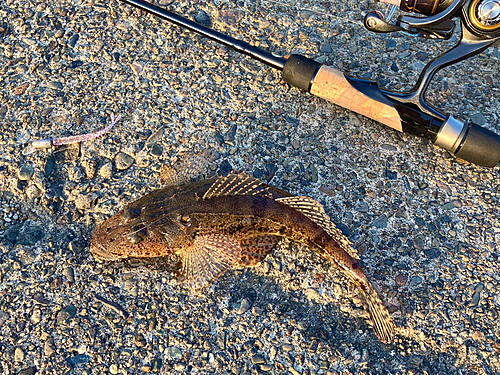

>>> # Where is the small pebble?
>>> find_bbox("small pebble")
[252,306,263,316]
[56,305,77,324]
[13,82,30,95]
[219,9,244,25]
[18,367,37,375]
[69,240,83,254]
[442,200,462,210]
[68,33,79,47]
[195,9,212,27]
[75,193,98,210]
[395,274,408,286]
[26,185,42,199]
[165,346,182,360]
[109,364,118,374]
[385,37,397,48]
[31,309,41,324]
[48,81,63,90]
[145,126,164,147]
[333,283,342,297]
[380,144,397,151]
[0,312,10,328]
[424,248,441,259]
[99,162,113,178]
[63,267,74,282]
[319,185,336,197]
[355,201,369,213]
[409,275,423,286]
[150,143,163,156]
[18,165,34,181]
[114,152,135,170]
[129,62,143,75]
[124,278,138,296]
[372,215,388,229]
[469,283,484,307]
[416,51,429,61]
[320,42,332,53]
[44,155,55,177]
[413,237,425,250]
[470,113,486,125]
[251,354,266,364]
[152,358,163,372]
[436,181,452,195]
[44,339,56,356]
[133,333,147,347]
[238,298,251,314]
[14,347,24,362]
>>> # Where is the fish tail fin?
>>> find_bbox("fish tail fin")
[360,283,396,344]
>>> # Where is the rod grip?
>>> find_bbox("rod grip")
[282,56,403,131]
[310,65,403,132]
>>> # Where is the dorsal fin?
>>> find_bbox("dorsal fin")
[160,152,209,187]
[275,196,359,259]
[203,172,273,200]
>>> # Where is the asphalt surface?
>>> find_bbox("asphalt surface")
[0,0,499,374]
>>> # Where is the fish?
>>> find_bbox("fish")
[91,153,396,343]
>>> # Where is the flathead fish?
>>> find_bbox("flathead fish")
[91,154,395,343]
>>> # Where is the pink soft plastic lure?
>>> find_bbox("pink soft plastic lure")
[32,113,121,149]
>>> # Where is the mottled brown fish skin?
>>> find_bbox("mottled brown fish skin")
[91,177,356,270]
[91,176,395,343]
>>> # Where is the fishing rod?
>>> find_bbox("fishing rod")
[119,0,500,167]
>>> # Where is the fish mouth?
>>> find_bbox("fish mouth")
[90,242,123,261]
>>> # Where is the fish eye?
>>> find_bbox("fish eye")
[122,207,141,221]
[179,215,191,225]
[127,233,141,244]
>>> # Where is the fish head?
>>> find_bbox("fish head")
[90,203,194,261]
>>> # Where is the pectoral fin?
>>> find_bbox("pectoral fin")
[178,234,242,289]
[160,152,209,187]
[239,235,280,267]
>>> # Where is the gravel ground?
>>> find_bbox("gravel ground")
[1,0,500,374]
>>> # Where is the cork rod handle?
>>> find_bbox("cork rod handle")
[309,65,403,132]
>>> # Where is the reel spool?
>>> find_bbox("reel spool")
[465,0,500,36]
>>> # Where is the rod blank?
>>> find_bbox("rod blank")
[120,0,287,70]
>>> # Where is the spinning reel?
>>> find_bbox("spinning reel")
[365,0,500,39]
[363,0,500,163]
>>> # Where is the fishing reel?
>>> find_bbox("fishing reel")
[365,0,500,39]
[361,0,500,160]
